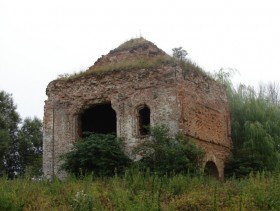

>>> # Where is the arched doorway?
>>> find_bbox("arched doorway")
[204,161,219,179]
[80,103,116,136]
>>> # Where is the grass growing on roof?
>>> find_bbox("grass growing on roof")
[58,55,173,80]
[57,56,209,81]
[57,37,209,80]
[114,37,151,52]
[181,59,207,77]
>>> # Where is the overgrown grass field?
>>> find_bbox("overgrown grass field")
[1,169,280,211]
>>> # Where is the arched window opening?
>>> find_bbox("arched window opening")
[138,105,150,135]
[204,161,219,179]
[80,103,116,136]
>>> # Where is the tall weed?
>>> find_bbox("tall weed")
[0,170,280,210]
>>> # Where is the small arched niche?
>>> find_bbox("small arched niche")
[79,103,116,136]
[137,104,151,136]
[204,161,219,179]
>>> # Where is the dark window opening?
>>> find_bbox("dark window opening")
[81,103,116,136]
[204,161,219,179]
[138,105,150,135]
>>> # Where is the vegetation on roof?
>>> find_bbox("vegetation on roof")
[180,59,209,78]
[57,39,209,81]
[113,37,152,52]
[172,46,208,78]
[57,56,208,81]
[58,55,173,80]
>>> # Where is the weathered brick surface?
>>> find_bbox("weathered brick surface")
[43,40,232,179]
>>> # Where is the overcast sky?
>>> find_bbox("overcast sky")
[0,0,279,120]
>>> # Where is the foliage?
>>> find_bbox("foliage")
[58,55,173,80]
[59,55,209,81]
[213,69,280,177]
[180,58,208,77]
[58,40,209,80]
[172,47,188,61]
[0,91,20,137]
[0,90,20,173]
[18,117,43,176]
[134,125,204,175]
[72,190,93,211]
[1,170,280,210]
[3,117,43,178]
[0,90,43,177]
[212,67,237,88]
[226,85,280,176]
[61,133,132,177]
[87,55,172,75]
[113,37,149,52]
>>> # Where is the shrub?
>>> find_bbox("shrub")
[134,125,204,175]
[72,190,93,211]
[61,133,132,177]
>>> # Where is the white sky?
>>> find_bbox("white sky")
[0,0,280,120]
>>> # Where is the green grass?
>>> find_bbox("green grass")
[57,37,210,81]
[58,55,173,80]
[58,55,210,82]
[87,55,173,75]
[1,170,280,210]
[113,37,151,52]
[181,58,209,78]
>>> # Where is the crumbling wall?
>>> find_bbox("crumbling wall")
[177,71,232,179]
[43,66,181,179]
[43,49,231,180]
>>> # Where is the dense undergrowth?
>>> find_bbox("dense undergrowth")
[1,170,280,211]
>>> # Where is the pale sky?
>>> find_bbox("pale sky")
[0,0,280,120]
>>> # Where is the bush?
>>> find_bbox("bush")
[61,133,132,177]
[134,125,204,175]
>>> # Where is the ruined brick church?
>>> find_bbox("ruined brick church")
[43,38,232,179]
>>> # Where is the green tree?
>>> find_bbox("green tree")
[213,70,280,177]
[61,133,132,177]
[134,125,204,175]
[18,117,43,176]
[172,47,188,61]
[227,86,280,176]
[0,90,20,173]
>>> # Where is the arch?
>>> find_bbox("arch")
[79,102,116,136]
[137,104,151,135]
[204,161,219,179]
